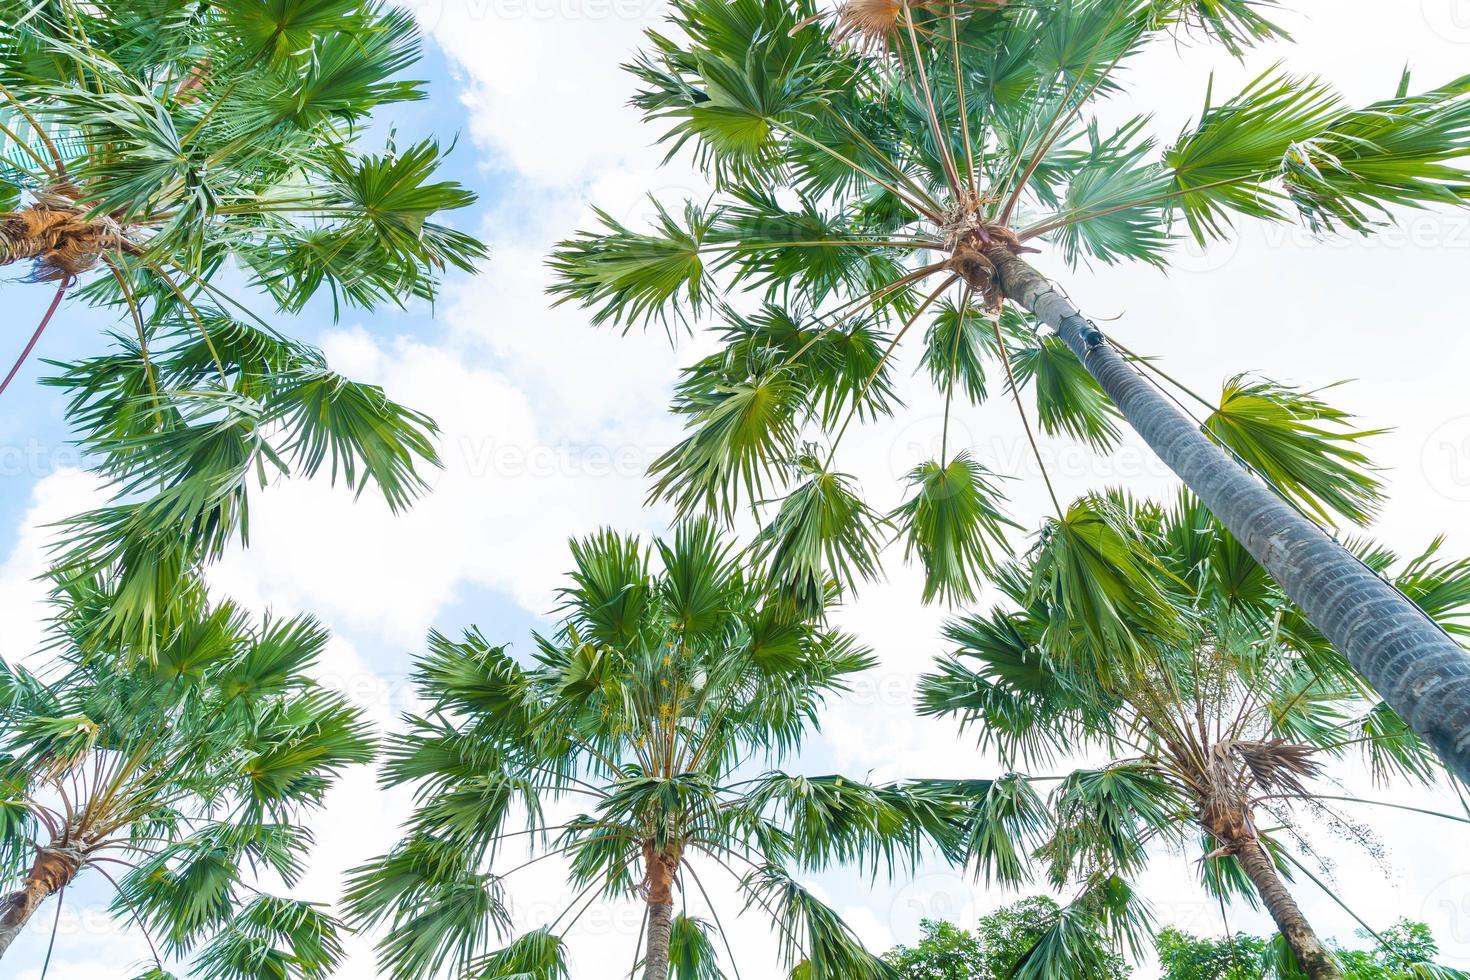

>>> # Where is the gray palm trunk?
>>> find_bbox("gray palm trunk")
[988,247,1470,784]
[643,900,674,980]
[0,888,44,961]
[1234,837,1342,979]
[0,842,81,962]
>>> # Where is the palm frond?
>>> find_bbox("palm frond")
[892,452,1016,604]
[1205,375,1385,526]
[1011,875,1154,980]
[473,927,570,980]
[1012,336,1122,451]
[1029,494,1185,666]
[669,914,727,980]
[650,367,801,520]
[753,455,888,615]
[267,368,441,511]
[1286,73,1470,234]
[547,200,715,331]
[743,865,897,980]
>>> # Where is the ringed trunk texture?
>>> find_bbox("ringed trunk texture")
[0,215,51,266]
[990,247,1470,784]
[0,201,127,281]
[1234,837,1342,979]
[0,843,82,961]
[643,900,674,980]
[641,842,681,980]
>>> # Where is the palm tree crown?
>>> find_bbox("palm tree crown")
[547,0,1470,779]
[919,491,1470,978]
[0,572,375,975]
[0,0,487,657]
[549,0,1457,602]
[346,521,965,980]
[0,0,481,307]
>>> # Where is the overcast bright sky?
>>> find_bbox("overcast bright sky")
[5,1,1470,977]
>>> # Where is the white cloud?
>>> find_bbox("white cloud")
[414,0,670,185]
[9,0,1470,976]
[209,317,681,647]
[0,468,106,666]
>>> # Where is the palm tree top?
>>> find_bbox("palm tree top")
[918,489,1470,977]
[0,0,484,309]
[347,521,971,979]
[0,571,374,975]
[547,0,1464,610]
[0,0,490,658]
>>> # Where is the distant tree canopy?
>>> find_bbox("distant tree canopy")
[1155,920,1458,979]
[1156,928,1266,980]
[886,908,1462,979]
[884,897,1129,979]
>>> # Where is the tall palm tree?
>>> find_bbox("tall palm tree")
[345,521,963,979]
[0,571,375,973]
[0,0,485,656]
[917,490,1470,979]
[547,0,1470,779]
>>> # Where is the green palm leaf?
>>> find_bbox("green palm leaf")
[893,452,1017,604]
[669,915,726,980]
[753,455,888,615]
[548,200,714,331]
[1204,375,1385,526]
[474,927,570,980]
[1030,494,1184,664]
[651,367,801,519]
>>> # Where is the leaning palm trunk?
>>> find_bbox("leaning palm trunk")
[1231,837,1341,979]
[986,246,1470,784]
[0,840,82,961]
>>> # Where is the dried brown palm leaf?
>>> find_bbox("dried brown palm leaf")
[1234,738,1323,798]
[795,0,1009,55]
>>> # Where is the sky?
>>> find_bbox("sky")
[4,0,1470,977]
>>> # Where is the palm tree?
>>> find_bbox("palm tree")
[0,0,481,328]
[917,490,1470,979]
[547,0,1470,780]
[345,520,963,979]
[0,0,485,655]
[0,571,375,973]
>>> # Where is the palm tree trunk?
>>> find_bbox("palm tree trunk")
[643,899,674,980]
[989,247,1470,784]
[0,843,81,962]
[0,212,51,266]
[1234,837,1341,979]
[641,843,680,980]
[0,882,48,961]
